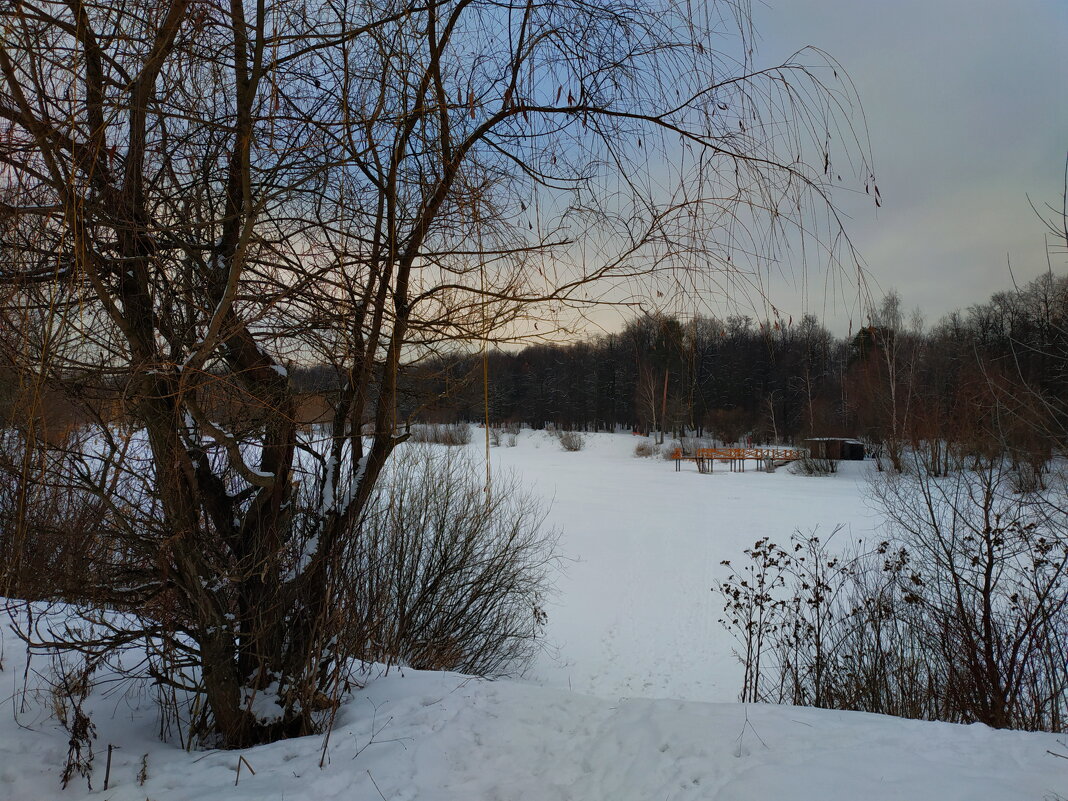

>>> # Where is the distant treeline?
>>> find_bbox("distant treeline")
[5,274,1063,466]
[385,274,1067,459]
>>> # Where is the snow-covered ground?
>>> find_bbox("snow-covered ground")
[489,429,880,703]
[2,429,1065,799]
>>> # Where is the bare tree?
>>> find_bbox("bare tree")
[0,0,873,746]
[872,454,1068,730]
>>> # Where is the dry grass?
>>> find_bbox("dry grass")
[408,423,473,446]
[557,431,585,452]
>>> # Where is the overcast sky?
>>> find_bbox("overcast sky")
[749,0,1067,332]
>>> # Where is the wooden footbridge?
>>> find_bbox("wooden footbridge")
[671,446,806,472]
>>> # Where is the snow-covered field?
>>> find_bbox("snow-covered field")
[491,430,880,703]
[2,429,1065,800]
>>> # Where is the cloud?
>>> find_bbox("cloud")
[750,0,1067,327]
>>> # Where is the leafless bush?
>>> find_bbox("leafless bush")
[50,653,99,790]
[557,431,585,452]
[873,458,1068,730]
[660,440,682,460]
[718,458,1068,731]
[408,423,473,446]
[336,445,557,677]
[789,454,840,475]
[0,431,114,602]
[718,528,878,708]
[488,425,520,447]
[679,436,716,454]
[1010,462,1045,494]
[719,530,928,716]
[634,440,659,458]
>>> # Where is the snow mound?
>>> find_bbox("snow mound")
[2,656,1064,801]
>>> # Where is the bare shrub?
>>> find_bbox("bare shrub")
[634,440,659,458]
[50,654,99,790]
[445,424,474,446]
[1010,462,1044,494]
[337,445,557,677]
[873,458,1068,730]
[789,454,840,475]
[718,531,939,718]
[718,457,1068,732]
[408,423,473,446]
[488,424,520,447]
[4,426,553,747]
[558,431,585,452]
[717,528,905,709]
[0,431,114,602]
[661,440,682,460]
[679,436,716,454]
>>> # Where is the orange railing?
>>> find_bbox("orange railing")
[671,446,806,471]
[672,447,806,461]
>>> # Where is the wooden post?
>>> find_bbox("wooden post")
[104,744,114,790]
[660,370,669,445]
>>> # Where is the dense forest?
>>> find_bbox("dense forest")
[5,273,1063,469]
[388,274,1066,462]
